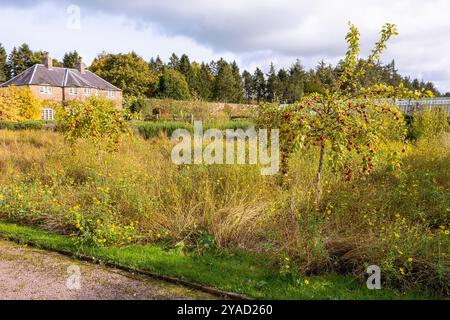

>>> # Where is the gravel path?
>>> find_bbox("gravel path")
[0,240,216,300]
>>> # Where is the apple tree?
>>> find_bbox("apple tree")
[257,23,432,193]
[57,97,129,153]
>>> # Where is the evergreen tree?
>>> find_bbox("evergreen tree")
[149,56,165,75]
[63,51,81,68]
[213,59,237,103]
[253,67,266,103]
[230,61,244,103]
[209,60,219,77]
[7,44,35,77]
[179,54,198,96]
[412,78,421,90]
[0,43,7,82]
[276,68,289,103]
[286,60,305,103]
[168,53,180,70]
[315,60,336,90]
[179,54,192,76]
[158,68,191,100]
[242,70,254,103]
[266,63,279,102]
[197,62,214,100]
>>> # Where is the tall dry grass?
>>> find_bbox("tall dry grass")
[0,129,448,294]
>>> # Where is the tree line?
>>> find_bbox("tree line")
[0,42,447,103]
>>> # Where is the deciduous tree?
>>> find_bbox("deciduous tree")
[0,86,41,121]
[90,52,158,97]
[257,23,428,199]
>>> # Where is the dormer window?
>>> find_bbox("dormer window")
[39,86,53,94]
[69,87,77,95]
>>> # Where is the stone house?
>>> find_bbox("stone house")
[0,53,123,120]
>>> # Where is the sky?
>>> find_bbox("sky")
[0,0,449,93]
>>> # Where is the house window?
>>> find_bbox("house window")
[41,108,55,121]
[84,88,92,96]
[68,87,77,95]
[106,91,115,98]
[39,86,53,95]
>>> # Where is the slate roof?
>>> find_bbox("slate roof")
[0,64,122,91]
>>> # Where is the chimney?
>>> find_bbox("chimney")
[42,52,52,69]
[75,56,86,74]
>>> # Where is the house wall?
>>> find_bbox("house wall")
[29,85,63,102]
[62,87,123,109]
[26,85,123,109]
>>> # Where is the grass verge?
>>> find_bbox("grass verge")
[0,221,437,300]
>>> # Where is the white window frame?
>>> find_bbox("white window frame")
[39,86,53,95]
[68,87,77,96]
[84,88,91,96]
[107,91,115,98]
[41,108,55,121]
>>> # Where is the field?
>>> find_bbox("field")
[0,113,448,299]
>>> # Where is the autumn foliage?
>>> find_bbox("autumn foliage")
[0,86,42,121]
[57,97,129,153]
[257,23,432,189]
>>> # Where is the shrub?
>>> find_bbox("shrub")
[212,120,254,131]
[0,121,14,130]
[0,120,56,131]
[134,121,193,139]
[410,108,449,140]
[126,96,151,114]
[57,97,129,153]
[0,86,42,121]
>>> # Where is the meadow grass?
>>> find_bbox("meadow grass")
[131,120,254,139]
[0,129,448,297]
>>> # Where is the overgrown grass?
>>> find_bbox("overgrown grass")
[0,221,434,300]
[132,120,254,139]
[0,129,448,297]
[0,120,57,131]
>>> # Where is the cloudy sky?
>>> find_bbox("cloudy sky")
[1,0,449,92]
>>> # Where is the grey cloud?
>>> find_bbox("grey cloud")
[2,0,450,92]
